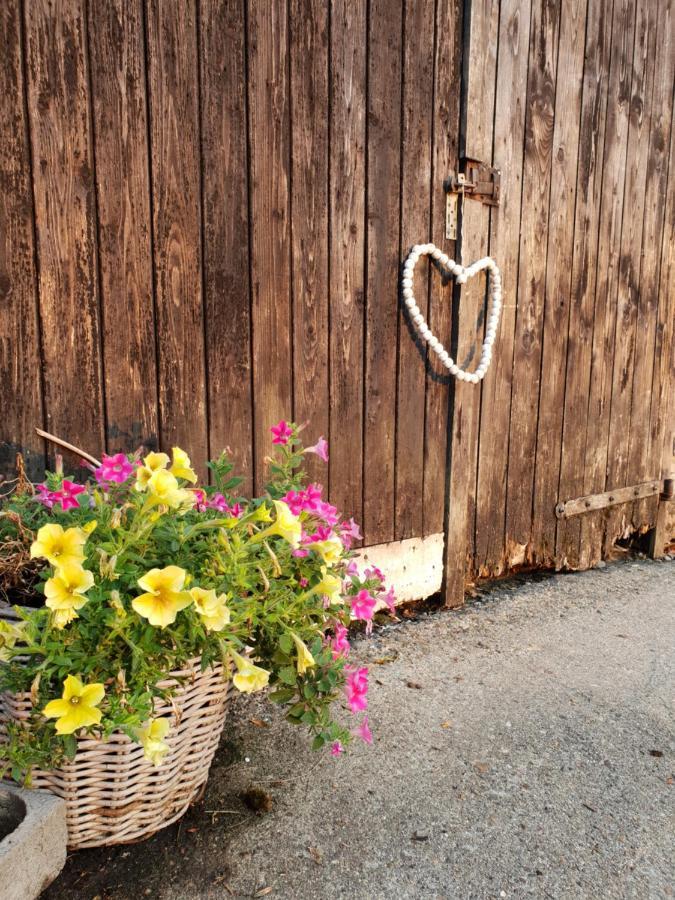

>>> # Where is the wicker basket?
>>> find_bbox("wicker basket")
[0,657,229,849]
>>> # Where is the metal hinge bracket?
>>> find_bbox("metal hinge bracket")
[555,480,666,520]
[444,158,501,240]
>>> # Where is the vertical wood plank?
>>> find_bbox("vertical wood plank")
[145,0,208,471]
[0,1,45,480]
[362,0,403,545]
[396,0,435,541]
[200,0,254,493]
[530,0,587,564]
[443,0,498,605]
[24,0,105,462]
[248,0,292,491]
[474,0,531,575]
[422,0,463,538]
[556,0,614,569]
[290,0,329,486]
[602,0,656,554]
[628,0,674,528]
[504,0,560,567]
[88,0,158,454]
[580,0,637,566]
[328,0,366,524]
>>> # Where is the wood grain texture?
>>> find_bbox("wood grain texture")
[290,0,329,486]
[199,0,254,493]
[328,0,366,526]
[422,0,463,538]
[362,0,403,545]
[24,0,105,462]
[556,0,613,569]
[581,0,637,567]
[0,1,45,480]
[247,0,292,491]
[474,0,531,576]
[443,0,498,606]
[395,0,435,541]
[88,0,158,455]
[145,0,208,472]
[530,0,587,564]
[504,0,560,565]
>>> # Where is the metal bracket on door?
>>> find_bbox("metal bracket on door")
[444,157,501,240]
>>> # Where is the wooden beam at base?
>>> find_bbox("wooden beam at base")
[356,534,444,607]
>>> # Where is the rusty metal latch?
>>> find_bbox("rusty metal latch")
[444,158,501,239]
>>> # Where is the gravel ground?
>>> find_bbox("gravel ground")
[44,557,674,900]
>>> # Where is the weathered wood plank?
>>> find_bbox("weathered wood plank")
[395,0,435,541]
[556,0,613,570]
[443,0,498,605]
[362,0,403,545]
[530,0,588,564]
[199,0,254,493]
[580,0,637,567]
[422,0,463,538]
[145,0,208,471]
[0,1,45,481]
[24,0,105,462]
[247,0,292,491]
[628,0,674,529]
[474,0,531,576]
[504,0,560,567]
[328,0,366,526]
[88,0,158,455]
[290,0,329,486]
[603,0,656,555]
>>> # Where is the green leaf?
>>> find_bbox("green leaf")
[311,735,325,750]
[269,688,295,704]
[279,633,293,654]
[279,666,297,686]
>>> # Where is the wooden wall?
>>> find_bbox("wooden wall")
[1,0,673,602]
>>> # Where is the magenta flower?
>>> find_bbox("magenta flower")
[271,420,293,445]
[51,480,86,512]
[94,453,135,485]
[35,484,57,509]
[315,500,339,526]
[364,565,385,583]
[345,560,359,578]
[350,589,377,622]
[281,489,305,515]
[339,517,362,549]
[304,483,323,509]
[345,666,369,712]
[331,623,350,658]
[353,716,373,745]
[305,436,329,463]
[299,577,309,588]
[193,488,208,512]
[383,586,396,614]
[330,741,345,757]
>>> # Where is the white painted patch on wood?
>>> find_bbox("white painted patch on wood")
[356,533,444,605]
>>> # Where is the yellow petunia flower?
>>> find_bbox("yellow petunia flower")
[190,587,231,632]
[314,566,343,603]
[291,633,316,675]
[170,447,198,484]
[132,566,193,627]
[136,717,171,766]
[230,650,270,694]
[135,451,170,491]
[308,536,343,568]
[146,468,194,510]
[51,608,79,630]
[44,562,94,613]
[30,524,87,568]
[43,675,105,735]
[0,620,26,662]
[251,500,302,549]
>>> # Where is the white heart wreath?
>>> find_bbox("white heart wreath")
[401,243,502,383]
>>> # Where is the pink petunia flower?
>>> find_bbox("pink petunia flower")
[303,483,323,509]
[345,666,369,713]
[350,589,377,622]
[345,560,359,578]
[299,577,309,588]
[281,489,305,515]
[315,500,339,526]
[353,716,373,745]
[35,483,57,509]
[51,480,86,512]
[94,453,135,485]
[330,741,345,757]
[271,420,293,445]
[364,566,385,583]
[305,436,329,463]
[383,586,396,615]
[192,488,208,512]
[331,623,351,658]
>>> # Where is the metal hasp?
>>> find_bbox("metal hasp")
[444,157,501,239]
[555,480,664,519]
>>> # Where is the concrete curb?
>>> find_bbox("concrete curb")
[0,786,67,900]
